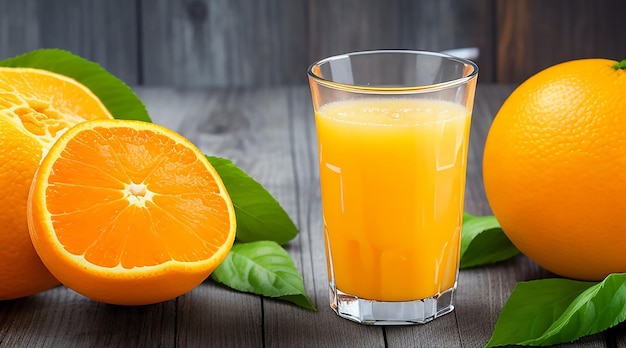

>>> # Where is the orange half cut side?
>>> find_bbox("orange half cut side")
[28,119,236,305]
[0,67,114,151]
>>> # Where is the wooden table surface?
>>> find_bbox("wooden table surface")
[1,84,624,348]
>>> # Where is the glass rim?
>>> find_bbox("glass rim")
[307,49,479,94]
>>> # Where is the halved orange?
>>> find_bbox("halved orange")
[27,119,236,305]
[0,67,113,300]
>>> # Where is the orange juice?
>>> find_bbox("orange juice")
[315,98,471,301]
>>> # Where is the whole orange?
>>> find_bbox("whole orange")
[483,58,626,281]
[0,67,113,299]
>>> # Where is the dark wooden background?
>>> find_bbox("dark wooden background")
[1,0,625,87]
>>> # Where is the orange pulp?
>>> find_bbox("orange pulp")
[315,98,471,301]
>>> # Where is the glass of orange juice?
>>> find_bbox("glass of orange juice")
[307,50,478,325]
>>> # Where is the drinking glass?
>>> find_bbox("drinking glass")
[307,50,478,325]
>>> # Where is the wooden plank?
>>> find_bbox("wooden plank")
[236,87,320,347]
[142,0,491,87]
[495,0,626,83]
[0,286,176,346]
[309,0,484,55]
[141,0,309,87]
[308,0,493,81]
[466,0,496,85]
[0,0,139,85]
[4,0,626,87]
[0,1,39,57]
[176,283,264,347]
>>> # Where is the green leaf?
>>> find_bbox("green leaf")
[486,273,626,347]
[210,241,316,311]
[613,59,626,70]
[206,156,298,245]
[0,48,151,122]
[460,213,519,269]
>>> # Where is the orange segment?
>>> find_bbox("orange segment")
[0,67,113,300]
[28,119,236,305]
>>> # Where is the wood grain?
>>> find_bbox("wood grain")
[143,0,488,86]
[495,0,626,83]
[141,0,309,87]
[0,0,139,84]
[0,287,176,346]
[308,0,492,81]
[2,0,623,86]
[0,0,489,86]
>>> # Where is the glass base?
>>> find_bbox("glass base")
[329,285,455,325]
